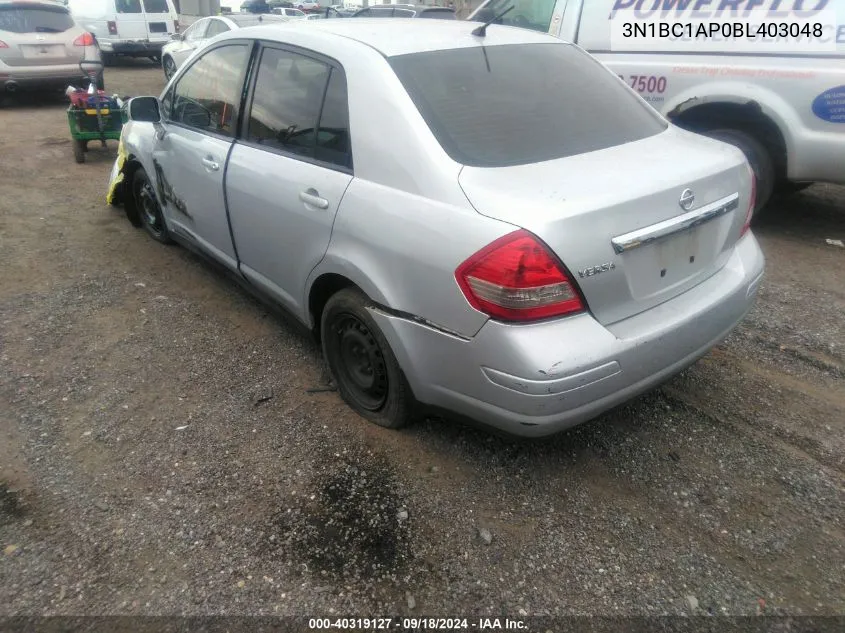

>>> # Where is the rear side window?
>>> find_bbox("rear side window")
[0,6,75,33]
[246,47,352,169]
[143,0,171,13]
[389,43,667,167]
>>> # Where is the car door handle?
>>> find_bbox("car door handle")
[299,189,329,210]
[201,157,219,171]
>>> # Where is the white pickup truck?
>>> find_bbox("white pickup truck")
[470,0,845,208]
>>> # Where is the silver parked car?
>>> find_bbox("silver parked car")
[0,0,102,93]
[160,13,287,79]
[107,20,765,437]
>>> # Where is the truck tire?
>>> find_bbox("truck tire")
[702,128,775,213]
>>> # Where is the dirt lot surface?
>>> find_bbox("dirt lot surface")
[1,60,844,619]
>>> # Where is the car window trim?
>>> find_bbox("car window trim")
[238,40,353,175]
[164,38,258,143]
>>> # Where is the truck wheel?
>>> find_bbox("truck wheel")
[702,128,775,213]
[320,288,414,429]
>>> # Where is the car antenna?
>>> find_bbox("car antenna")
[471,5,513,37]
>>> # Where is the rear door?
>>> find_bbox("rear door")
[152,41,252,270]
[140,0,176,44]
[0,2,83,67]
[113,0,147,40]
[226,44,353,316]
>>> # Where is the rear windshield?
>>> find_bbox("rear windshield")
[0,5,75,33]
[389,43,667,167]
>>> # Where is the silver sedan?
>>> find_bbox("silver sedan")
[160,12,288,80]
[107,20,765,437]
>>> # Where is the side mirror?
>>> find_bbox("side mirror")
[127,96,161,123]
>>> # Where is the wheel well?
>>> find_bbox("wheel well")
[671,102,788,179]
[308,273,355,340]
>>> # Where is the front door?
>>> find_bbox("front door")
[152,41,252,271]
[225,45,354,317]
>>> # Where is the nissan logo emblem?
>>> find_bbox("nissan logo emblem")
[679,189,695,211]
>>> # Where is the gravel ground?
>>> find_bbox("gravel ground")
[1,60,844,619]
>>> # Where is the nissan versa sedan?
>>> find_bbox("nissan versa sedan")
[106,20,765,437]
[0,0,102,93]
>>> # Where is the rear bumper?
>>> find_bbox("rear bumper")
[371,234,765,438]
[99,40,165,55]
[0,63,88,90]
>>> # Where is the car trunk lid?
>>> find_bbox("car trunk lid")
[458,127,753,326]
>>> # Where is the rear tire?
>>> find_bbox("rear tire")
[701,128,775,214]
[132,167,172,244]
[321,288,414,429]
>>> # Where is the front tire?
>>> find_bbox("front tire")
[321,288,414,429]
[162,55,177,81]
[132,167,172,244]
[702,128,775,213]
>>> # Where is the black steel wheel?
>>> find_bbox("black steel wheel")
[132,168,172,244]
[321,288,414,429]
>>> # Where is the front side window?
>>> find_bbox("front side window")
[472,0,557,34]
[171,44,250,137]
[116,0,142,14]
[0,5,74,33]
[143,0,170,13]
[183,19,208,41]
[389,43,666,167]
[205,18,230,37]
[246,48,330,157]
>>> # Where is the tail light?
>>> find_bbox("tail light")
[73,32,95,46]
[740,164,756,238]
[107,20,118,35]
[455,230,585,322]
[0,40,8,48]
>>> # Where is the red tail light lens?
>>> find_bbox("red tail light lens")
[455,230,585,322]
[107,20,118,35]
[73,32,95,46]
[0,40,8,48]
[740,165,756,238]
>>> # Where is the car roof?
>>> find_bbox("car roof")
[236,18,560,57]
[226,12,287,26]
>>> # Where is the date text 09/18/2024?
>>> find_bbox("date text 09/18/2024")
[308,618,528,630]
